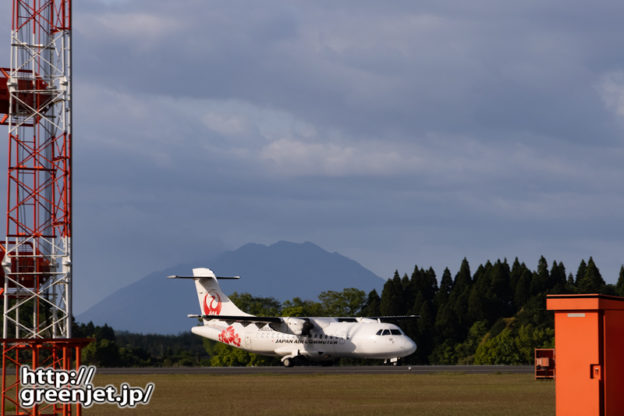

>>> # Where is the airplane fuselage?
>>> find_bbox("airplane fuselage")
[192,317,417,364]
[171,267,418,366]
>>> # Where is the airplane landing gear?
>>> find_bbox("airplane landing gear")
[282,355,306,367]
[384,357,400,366]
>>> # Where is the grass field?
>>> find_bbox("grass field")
[82,372,554,416]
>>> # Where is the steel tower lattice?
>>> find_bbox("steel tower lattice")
[0,1,89,415]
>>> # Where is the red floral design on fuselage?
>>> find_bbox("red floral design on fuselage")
[218,326,241,347]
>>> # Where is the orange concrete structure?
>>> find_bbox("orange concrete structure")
[547,294,624,416]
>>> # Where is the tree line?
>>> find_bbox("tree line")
[76,256,622,366]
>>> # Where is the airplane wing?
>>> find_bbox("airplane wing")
[367,315,420,321]
[335,315,419,322]
[189,314,418,323]
[188,314,282,325]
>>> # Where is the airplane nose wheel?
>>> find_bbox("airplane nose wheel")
[384,358,400,366]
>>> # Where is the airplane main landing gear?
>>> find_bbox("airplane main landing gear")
[282,354,308,367]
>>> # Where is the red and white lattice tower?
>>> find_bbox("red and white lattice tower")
[0,1,88,415]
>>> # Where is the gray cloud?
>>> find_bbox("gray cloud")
[1,1,624,311]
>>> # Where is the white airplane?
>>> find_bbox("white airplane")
[170,267,417,367]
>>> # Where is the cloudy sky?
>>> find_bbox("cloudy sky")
[3,0,624,312]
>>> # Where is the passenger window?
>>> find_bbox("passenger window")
[391,329,402,335]
[382,329,390,336]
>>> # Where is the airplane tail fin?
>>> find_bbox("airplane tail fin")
[170,267,251,319]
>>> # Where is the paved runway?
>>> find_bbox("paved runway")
[97,365,533,375]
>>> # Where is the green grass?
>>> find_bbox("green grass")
[83,372,554,416]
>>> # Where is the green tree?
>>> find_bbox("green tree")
[566,273,576,293]
[448,258,472,338]
[434,268,453,308]
[228,292,281,316]
[576,257,606,293]
[575,259,587,288]
[530,256,549,295]
[549,261,567,294]
[434,302,460,343]
[281,297,324,317]
[616,266,624,297]
[513,269,532,309]
[453,258,472,293]
[429,341,457,364]
[473,324,554,365]
[453,320,488,363]
[473,328,521,365]
[208,342,278,366]
[509,258,523,292]
[408,266,438,303]
[515,324,554,363]
[491,259,512,316]
[468,261,500,325]
[411,299,434,363]
[82,338,120,367]
[361,290,381,316]
[318,288,366,316]
[380,271,405,315]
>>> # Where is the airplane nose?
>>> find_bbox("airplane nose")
[403,337,417,356]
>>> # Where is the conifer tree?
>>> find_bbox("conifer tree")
[468,284,486,323]
[424,267,439,301]
[577,257,606,293]
[491,259,512,314]
[449,258,472,337]
[616,266,624,297]
[575,259,587,286]
[401,273,411,293]
[434,302,460,342]
[566,273,576,293]
[380,271,404,315]
[471,262,490,288]
[413,299,435,363]
[454,258,472,292]
[549,261,567,294]
[467,262,500,325]
[435,268,453,308]
[362,289,381,316]
[513,269,532,308]
[530,256,549,295]
[510,258,523,290]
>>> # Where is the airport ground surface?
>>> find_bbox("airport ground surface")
[97,364,534,375]
[82,367,553,416]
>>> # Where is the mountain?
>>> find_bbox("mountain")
[77,241,384,334]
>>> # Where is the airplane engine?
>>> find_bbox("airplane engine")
[282,317,313,336]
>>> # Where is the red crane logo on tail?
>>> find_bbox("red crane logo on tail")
[218,326,241,346]
[203,291,222,316]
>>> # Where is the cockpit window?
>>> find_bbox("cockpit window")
[377,329,400,336]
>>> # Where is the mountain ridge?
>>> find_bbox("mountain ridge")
[77,241,384,334]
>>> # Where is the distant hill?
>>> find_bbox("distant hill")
[77,241,384,334]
